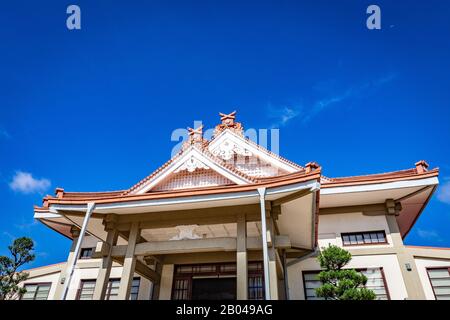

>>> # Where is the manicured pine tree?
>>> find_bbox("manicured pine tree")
[0,237,35,300]
[315,245,376,300]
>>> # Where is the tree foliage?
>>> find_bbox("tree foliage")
[315,245,376,300]
[0,237,35,300]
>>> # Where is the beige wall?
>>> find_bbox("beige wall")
[22,241,153,301]
[65,259,153,300]
[287,212,410,300]
[22,269,62,300]
[287,254,408,300]
[318,212,393,250]
[21,216,450,300]
[414,257,450,300]
[23,262,153,300]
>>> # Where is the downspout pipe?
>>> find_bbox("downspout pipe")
[61,202,96,300]
[257,187,271,300]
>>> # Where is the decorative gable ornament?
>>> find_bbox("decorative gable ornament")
[213,111,244,137]
[183,124,207,150]
[211,139,252,161]
[170,225,202,240]
[174,155,210,173]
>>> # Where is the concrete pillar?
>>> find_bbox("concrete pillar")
[151,262,163,300]
[267,216,279,300]
[117,222,140,300]
[53,226,80,299]
[159,264,174,300]
[93,215,119,300]
[257,188,271,300]
[386,215,426,299]
[236,214,248,300]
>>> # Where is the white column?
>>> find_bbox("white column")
[60,202,95,300]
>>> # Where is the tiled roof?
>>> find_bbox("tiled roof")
[38,162,439,206]
[36,169,322,207]
[124,144,258,195]
[321,167,439,187]
[34,114,438,206]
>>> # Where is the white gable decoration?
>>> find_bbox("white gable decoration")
[174,155,210,173]
[152,169,235,192]
[211,138,252,160]
[130,112,303,194]
[132,146,251,194]
[208,129,300,174]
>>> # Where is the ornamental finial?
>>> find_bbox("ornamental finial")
[219,111,237,127]
[213,110,243,138]
[187,124,204,147]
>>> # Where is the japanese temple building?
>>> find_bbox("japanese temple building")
[22,112,450,300]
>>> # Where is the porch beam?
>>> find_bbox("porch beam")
[110,235,291,257]
[112,257,160,283]
[117,204,261,224]
[161,251,263,265]
[319,203,387,215]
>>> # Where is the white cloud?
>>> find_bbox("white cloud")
[14,219,39,230]
[9,171,51,194]
[302,89,353,123]
[265,73,398,128]
[268,106,301,128]
[417,228,441,241]
[437,181,450,205]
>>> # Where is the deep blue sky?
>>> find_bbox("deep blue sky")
[1,1,449,268]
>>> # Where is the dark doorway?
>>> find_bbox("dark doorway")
[172,262,264,300]
[191,277,236,300]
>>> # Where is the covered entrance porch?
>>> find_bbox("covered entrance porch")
[34,176,320,300]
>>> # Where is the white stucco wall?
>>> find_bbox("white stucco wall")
[22,269,62,300]
[65,260,153,300]
[22,261,153,300]
[21,235,153,300]
[317,212,393,249]
[414,257,450,300]
[286,212,408,300]
[287,254,408,300]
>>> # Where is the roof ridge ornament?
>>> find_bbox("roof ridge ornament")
[219,111,237,126]
[415,160,429,174]
[183,124,207,150]
[188,124,204,140]
[214,110,244,137]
